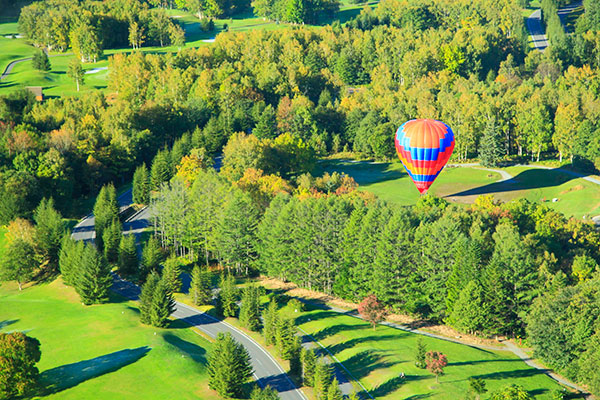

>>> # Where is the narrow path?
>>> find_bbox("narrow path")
[526,9,549,51]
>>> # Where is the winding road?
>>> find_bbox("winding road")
[72,191,307,400]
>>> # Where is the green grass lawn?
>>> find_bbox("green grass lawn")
[0,22,38,75]
[0,279,214,400]
[316,160,600,219]
[288,306,567,399]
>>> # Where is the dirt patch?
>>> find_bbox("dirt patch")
[259,277,504,348]
[559,184,585,195]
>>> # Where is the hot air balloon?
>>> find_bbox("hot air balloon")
[394,119,455,194]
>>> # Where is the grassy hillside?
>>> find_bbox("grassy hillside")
[0,280,213,400]
[317,160,600,219]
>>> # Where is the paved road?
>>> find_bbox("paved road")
[73,189,306,400]
[112,275,307,400]
[526,9,548,51]
[558,0,583,32]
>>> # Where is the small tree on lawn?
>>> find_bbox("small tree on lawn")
[149,277,175,327]
[263,299,279,345]
[358,294,387,330]
[0,332,41,399]
[240,285,262,331]
[32,49,50,71]
[140,272,160,325]
[415,337,427,368]
[0,238,37,290]
[217,273,239,318]
[490,384,532,400]
[208,332,253,398]
[190,265,212,305]
[67,58,84,91]
[302,348,317,387]
[426,351,448,383]
[469,377,487,400]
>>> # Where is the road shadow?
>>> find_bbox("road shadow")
[40,346,151,394]
[163,333,207,364]
[0,319,19,329]
[256,372,296,394]
[447,168,580,198]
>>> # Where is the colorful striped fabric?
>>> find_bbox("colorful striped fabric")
[394,119,455,194]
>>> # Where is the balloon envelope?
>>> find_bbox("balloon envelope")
[394,119,455,194]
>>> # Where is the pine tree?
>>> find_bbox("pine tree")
[447,280,490,335]
[162,256,182,293]
[240,285,262,331]
[59,236,85,286]
[141,236,163,279]
[190,265,213,305]
[93,184,119,251]
[253,105,277,139]
[302,348,317,387]
[217,273,239,317]
[33,198,65,272]
[103,219,122,264]
[149,277,175,327]
[327,378,342,400]
[415,337,427,368]
[250,385,280,400]
[276,316,297,360]
[132,164,150,204]
[118,234,138,277]
[263,299,279,345]
[32,49,50,71]
[313,360,332,400]
[140,272,160,325]
[478,118,503,167]
[150,149,172,189]
[289,336,302,378]
[75,245,111,305]
[207,332,253,398]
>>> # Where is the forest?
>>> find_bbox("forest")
[1,0,600,396]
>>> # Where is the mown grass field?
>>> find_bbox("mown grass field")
[0,280,213,400]
[286,306,567,399]
[317,160,600,219]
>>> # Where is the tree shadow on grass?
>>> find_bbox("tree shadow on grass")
[371,374,429,398]
[472,368,547,380]
[327,335,400,355]
[163,333,207,364]
[447,358,517,366]
[40,346,151,394]
[342,350,402,380]
[0,319,18,329]
[311,322,371,341]
[295,311,344,325]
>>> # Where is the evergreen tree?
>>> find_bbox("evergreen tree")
[446,280,490,335]
[217,273,239,317]
[478,118,503,167]
[33,198,65,272]
[0,239,37,290]
[327,378,342,400]
[190,265,213,305]
[32,49,50,71]
[118,234,138,277]
[302,348,317,387]
[149,277,175,327]
[253,105,278,139]
[285,0,304,23]
[75,245,112,305]
[276,316,297,359]
[415,337,427,368]
[240,285,262,331]
[103,219,122,264]
[469,378,487,400]
[140,272,160,325]
[289,336,302,378]
[313,360,332,400]
[141,236,163,279]
[93,184,119,251]
[207,332,253,398]
[151,149,172,189]
[263,299,279,345]
[250,385,280,400]
[162,256,182,293]
[59,236,85,286]
[132,164,150,204]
